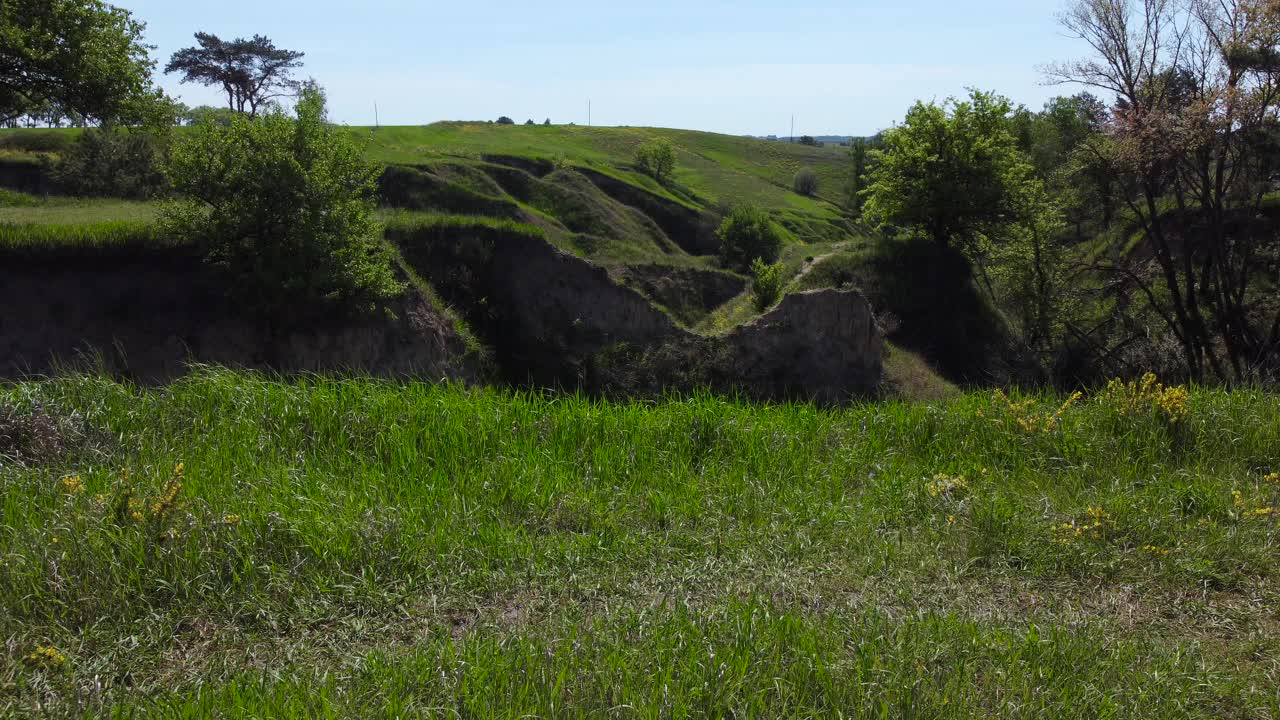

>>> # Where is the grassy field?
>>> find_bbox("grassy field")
[354,123,851,213]
[2,370,1278,717]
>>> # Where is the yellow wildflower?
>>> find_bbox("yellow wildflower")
[1248,506,1275,519]
[1264,472,1279,486]
[947,515,957,526]
[150,478,183,519]
[926,473,970,498]
[24,645,66,668]
[60,475,84,495]
[1233,490,1247,509]
[222,514,242,526]
[1142,544,1171,557]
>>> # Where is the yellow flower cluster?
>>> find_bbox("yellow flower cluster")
[1142,544,1172,557]
[60,475,84,495]
[992,389,1082,434]
[1099,373,1189,422]
[148,463,185,519]
[222,514,242,526]
[1264,472,1280,486]
[1052,505,1113,544]
[24,645,66,668]
[1232,485,1277,521]
[926,473,970,498]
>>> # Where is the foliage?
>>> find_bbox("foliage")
[633,138,676,181]
[164,33,304,117]
[162,86,402,325]
[844,137,874,214]
[798,135,818,146]
[1048,0,1280,381]
[0,0,170,126]
[179,105,238,127]
[793,167,818,196]
[750,257,785,312]
[52,128,169,199]
[863,90,1055,256]
[496,116,515,125]
[716,204,783,272]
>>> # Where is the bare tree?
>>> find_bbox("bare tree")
[1048,0,1280,381]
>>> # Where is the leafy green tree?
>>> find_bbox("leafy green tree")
[53,128,169,199]
[165,33,304,118]
[496,116,514,125]
[844,137,873,214]
[634,138,676,181]
[163,86,402,325]
[863,90,1048,256]
[750,258,785,312]
[717,205,783,272]
[0,0,169,126]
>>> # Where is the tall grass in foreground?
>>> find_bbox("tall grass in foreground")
[1,370,1277,717]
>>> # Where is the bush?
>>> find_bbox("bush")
[751,258,785,312]
[497,116,515,125]
[634,139,676,181]
[52,128,169,199]
[794,168,818,196]
[163,86,403,325]
[717,204,783,272]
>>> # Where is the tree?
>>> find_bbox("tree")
[634,138,676,181]
[798,135,818,146]
[863,90,1050,256]
[717,205,783,272]
[1048,0,1280,381]
[750,258,785,312]
[164,33,304,117]
[793,167,818,196]
[0,0,169,126]
[496,116,514,125]
[163,86,402,325]
[543,118,552,126]
[844,137,876,215]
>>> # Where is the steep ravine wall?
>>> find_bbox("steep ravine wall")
[394,226,884,402]
[0,252,476,383]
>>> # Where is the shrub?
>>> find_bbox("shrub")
[717,204,782,272]
[163,86,403,326]
[798,135,818,146]
[52,128,169,199]
[496,116,515,125]
[634,138,676,181]
[793,168,818,196]
[751,258,785,312]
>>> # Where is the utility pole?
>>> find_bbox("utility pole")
[790,115,795,143]
[374,102,379,129]
[589,99,592,127]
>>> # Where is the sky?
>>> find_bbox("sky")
[114,0,1091,136]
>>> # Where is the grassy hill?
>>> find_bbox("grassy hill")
[1,370,1277,716]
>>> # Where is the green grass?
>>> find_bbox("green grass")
[2,370,1278,716]
[355,123,851,215]
[0,193,160,225]
[0,220,167,256]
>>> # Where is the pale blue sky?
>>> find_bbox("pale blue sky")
[116,0,1086,136]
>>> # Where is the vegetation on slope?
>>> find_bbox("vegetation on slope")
[1,370,1278,716]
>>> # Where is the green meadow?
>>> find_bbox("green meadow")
[2,370,1278,717]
